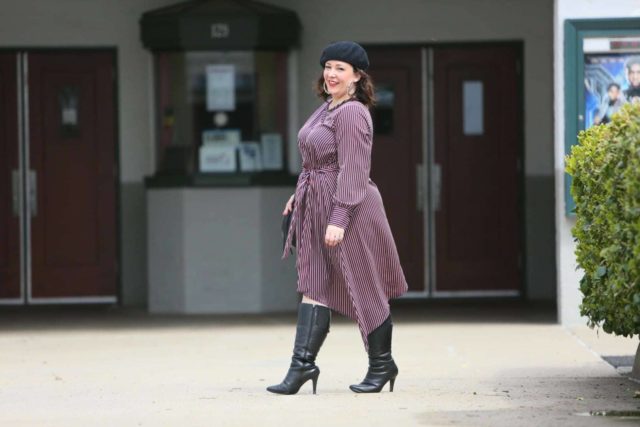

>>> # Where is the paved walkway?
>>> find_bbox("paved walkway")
[0,302,638,426]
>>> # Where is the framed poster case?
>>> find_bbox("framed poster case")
[564,18,640,215]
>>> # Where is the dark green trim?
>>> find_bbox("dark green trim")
[144,171,297,188]
[564,18,640,215]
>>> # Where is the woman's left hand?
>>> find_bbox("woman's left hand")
[325,225,345,247]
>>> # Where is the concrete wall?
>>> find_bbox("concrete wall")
[147,188,298,313]
[554,0,640,324]
[270,0,557,299]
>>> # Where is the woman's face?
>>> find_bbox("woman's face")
[323,60,360,99]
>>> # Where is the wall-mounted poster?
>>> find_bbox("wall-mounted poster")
[238,142,262,172]
[260,133,283,170]
[565,19,640,216]
[206,64,235,111]
[199,144,237,173]
[584,37,640,128]
[202,129,241,146]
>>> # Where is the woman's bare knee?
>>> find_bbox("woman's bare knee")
[302,295,327,307]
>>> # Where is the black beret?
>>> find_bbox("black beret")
[319,41,369,71]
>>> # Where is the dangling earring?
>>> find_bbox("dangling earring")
[347,81,356,97]
[323,81,331,95]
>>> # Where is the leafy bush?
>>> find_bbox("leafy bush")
[565,103,640,337]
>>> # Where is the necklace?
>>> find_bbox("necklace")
[327,97,353,111]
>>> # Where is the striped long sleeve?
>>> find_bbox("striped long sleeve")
[328,103,372,230]
[289,99,408,349]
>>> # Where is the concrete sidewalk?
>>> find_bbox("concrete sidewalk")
[0,303,639,426]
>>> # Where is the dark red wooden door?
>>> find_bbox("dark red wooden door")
[367,48,424,292]
[28,52,117,298]
[433,46,521,293]
[0,53,21,301]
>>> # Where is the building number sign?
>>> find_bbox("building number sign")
[211,23,230,39]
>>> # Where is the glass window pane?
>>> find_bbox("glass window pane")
[583,52,639,128]
[373,84,395,135]
[463,80,484,136]
[59,86,80,138]
[155,51,287,174]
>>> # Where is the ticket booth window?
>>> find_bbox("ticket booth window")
[155,50,288,175]
[140,0,300,184]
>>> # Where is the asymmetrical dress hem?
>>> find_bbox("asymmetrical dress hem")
[283,98,408,350]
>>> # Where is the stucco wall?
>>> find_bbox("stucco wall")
[147,188,298,313]
[554,0,640,324]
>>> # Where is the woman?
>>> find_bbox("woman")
[267,41,408,395]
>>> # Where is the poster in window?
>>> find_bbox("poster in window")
[584,38,640,128]
[238,142,263,172]
[260,133,283,170]
[199,144,237,173]
[202,129,241,146]
[206,64,236,111]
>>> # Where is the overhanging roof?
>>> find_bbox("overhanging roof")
[140,0,301,51]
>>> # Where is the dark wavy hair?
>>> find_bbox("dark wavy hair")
[315,68,376,109]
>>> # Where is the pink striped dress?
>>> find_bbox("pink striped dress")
[283,99,408,349]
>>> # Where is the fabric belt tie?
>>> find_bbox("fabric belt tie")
[282,165,340,261]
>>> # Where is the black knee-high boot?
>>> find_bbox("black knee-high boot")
[267,303,331,395]
[349,315,398,393]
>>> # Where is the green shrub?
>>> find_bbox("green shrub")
[565,103,640,337]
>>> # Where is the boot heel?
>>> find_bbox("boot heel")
[389,377,396,392]
[266,304,331,396]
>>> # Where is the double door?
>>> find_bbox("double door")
[367,45,522,295]
[0,51,118,304]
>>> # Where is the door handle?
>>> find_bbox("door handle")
[431,163,442,212]
[11,170,20,217]
[28,170,37,217]
[416,164,425,212]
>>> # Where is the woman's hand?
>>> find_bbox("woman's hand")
[325,225,345,247]
[283,194,295,215]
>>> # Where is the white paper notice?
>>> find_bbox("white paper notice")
[202,129,241,146]
[238,143,263,172]
[206,65,235,111]
[261,133,283,170]
[199,144,237,172]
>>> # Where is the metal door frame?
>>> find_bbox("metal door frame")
[404,47,432,298]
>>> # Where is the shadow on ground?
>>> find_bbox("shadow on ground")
[0,299,556,333]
